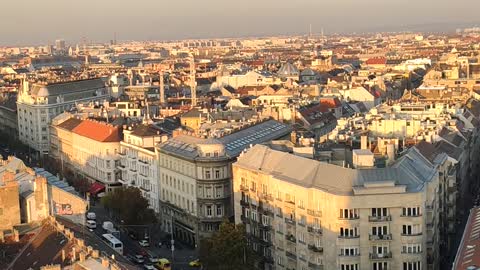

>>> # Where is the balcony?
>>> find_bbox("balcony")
[369,234,393,241]
[285,234,296,243]
[262,193,274,202]
[338,235,360,239]
[368,215,392,222]
[308,262,323,270]
[285,199,295,205]
[307,226,322,235]
[307,209,322,217]
[285,251,297,260]
[260,223,272,230]
[369,252,392,260]
[308,245,323,253]
[285,217,296,225]
[119,152,126,156]
[240,199,249,206]
[338,216,359,220]
[402,232,423,237]
[240,185,249,192]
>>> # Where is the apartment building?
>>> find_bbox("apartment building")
[156,119,291,247]
[50,114,122,192]
[17,78,109,154]
[233,144,451,270]
[118,124,168,213]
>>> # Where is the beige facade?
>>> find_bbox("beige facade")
[50,115,121,191]
[233,145,449,270]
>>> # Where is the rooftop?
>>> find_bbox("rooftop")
[235,144,437,195]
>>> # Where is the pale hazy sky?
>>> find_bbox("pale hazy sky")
[1,0,479,46]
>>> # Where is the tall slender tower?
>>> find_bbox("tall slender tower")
[190,56,197,106]
[159,70,165,104]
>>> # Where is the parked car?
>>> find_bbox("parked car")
[86,220,96,229]
[148,255,160,263]
[139,239,150,247]
[132,254,145,264]
[86,212,96,220]
[144,263,155,270]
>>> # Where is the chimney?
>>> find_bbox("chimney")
[360,135,368,150]
[101,257,110,268]
[290,131,297,145]
[79,252,86,262]
[386,143,396,164]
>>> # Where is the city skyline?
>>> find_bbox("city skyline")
[1,0,480,46]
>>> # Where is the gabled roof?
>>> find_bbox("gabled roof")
[57,117,83,131]
[72,120,122,142]
[365,57,387,65]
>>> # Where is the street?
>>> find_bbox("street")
[89,201,199,270]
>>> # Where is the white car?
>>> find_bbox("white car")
[86,220,96,229]
[86,212,96,220]
[139,240,150,247]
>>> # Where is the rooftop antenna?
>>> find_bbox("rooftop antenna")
[309,24,312,39]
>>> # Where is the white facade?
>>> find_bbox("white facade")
[17,78,109,153]
[118,125,167,213]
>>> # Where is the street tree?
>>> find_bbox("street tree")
[199,220,257,270]
[101,187,156,225]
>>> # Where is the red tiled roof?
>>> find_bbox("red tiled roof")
[72,120,122,142]
[319,97,342,108]
[365,57,387,65]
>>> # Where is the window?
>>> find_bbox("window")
[298,232,305,243]
[299,215,306,226]
[340,264,359,270]
[216,205,223,216]
[262,215,270,226]
[402,244,422,254]
[373,262,388,270]
[371,208,388,217]
[205,170,211,179]
[215,186,222,198]
[339,227,359,238]
[298,199,305,209]
[205,187,212,198]
[402,224,421,235]
[340,209,359,219]
[340,247,359,256]
[402,207,421,217]
[250,181,256,192]
[206,205,212,217]
[275,207,282,217]
[251,210,258,222]
[403,261,421,270]
[371,226,389,236]
[215,169,220,178]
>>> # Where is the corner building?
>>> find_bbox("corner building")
[233,145,446,270]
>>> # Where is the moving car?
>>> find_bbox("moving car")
[189,259,202,267]
[155,258,171,270]
[139,239,150,247]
